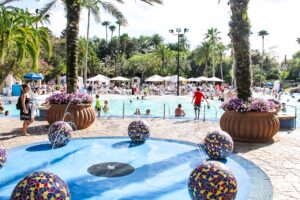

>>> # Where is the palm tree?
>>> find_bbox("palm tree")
[0,6,51,84]
[297,37,300,45]
[215,42,226,80]
[194,42,211,77]
[109,24,116,40]
[204,27,221,77]
[149,34,164,49]
[116,19,127,39]
[102,21,110,43]
[153,44,172,75]
[3,0,163,92]
[82,0,127,88]
[258,30,269,70]
[229,0,251,100]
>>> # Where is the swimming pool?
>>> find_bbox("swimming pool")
[1,94,298,126]
[0,137,272,199]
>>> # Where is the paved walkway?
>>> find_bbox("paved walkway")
[1,118,300,200]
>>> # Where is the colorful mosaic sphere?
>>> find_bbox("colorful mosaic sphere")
[128,120,150,143]
[0,143,7,169]
[11,171,70,200]
[48,121,72,148]
[204,130,233,160]
[188,161,237,200]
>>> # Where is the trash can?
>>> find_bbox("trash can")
[12,84,21,96]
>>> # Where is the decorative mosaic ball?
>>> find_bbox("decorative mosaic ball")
[204,130,233,160]
[188,161,237,200]
[48,121,72,148]
[128,120,150,143]
[11,171,70,200]
[0,143,7,169]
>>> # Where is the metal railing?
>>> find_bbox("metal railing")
[286,104,297,129]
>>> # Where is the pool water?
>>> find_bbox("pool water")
[2,94,298,126]
[0,137,253,200]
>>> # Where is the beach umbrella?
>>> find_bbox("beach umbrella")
[23,72,44,80]
[88,74,110,84]
[111,76,130,81]
[167,75,187,82]
[187,77,196,82]
[145,75,164,82]
[195,76,209,82]
[207,77,224,82]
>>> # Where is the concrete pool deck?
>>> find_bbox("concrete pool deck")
[1,118,300,199]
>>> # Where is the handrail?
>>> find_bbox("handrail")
[211,104,218,119]
[285,104,297,129]
[203,105,206,122]
[163,103,166,119]
[122,100,125,119]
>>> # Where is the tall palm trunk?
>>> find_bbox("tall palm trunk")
[220,53,223,80]
[261,35,264,70]
[84,6,91,89]
[118,24,121,39]
[204,62,208,77]
[105,26,108,42]
[66,0,81,93]
[229,0,251,100]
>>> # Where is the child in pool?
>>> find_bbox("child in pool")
[103,100,109,113]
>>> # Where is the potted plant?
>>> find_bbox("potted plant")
[46,93,95,130]
[220,98,280,142]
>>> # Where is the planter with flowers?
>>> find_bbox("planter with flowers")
[46,93,95,130]
[220,98,280,142]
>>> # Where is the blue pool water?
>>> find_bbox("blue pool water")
[2,93,298,126]
[0,137,254,200]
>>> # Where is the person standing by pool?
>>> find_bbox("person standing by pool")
[191,88,209,120]
[95,94,102,117]
[20,84,33,136]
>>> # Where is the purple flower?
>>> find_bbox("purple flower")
[46,93,92,105]
[221,97,276,113]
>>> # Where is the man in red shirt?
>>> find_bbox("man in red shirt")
[192,88,209,120]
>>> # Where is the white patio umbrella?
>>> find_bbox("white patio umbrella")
[207,77,224,82]
[167,75,187,82]
[195,76,209,82]
[187,77,196,82]
[145,74,163,82]
[111,76,130,81]
[162,76,171,81]
[88,74,110,84]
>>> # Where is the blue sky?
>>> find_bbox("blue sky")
[10,0,300,61]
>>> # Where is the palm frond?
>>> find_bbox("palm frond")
[138,0,163,6]
[38,0,60,17]
[0,0,21,6]
[101,1,126,22]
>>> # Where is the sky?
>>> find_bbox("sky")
[10,0,300,61]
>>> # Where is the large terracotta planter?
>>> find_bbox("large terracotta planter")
[47,104,95,130]
[220,111,280,142]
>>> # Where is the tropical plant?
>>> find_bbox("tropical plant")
[102,21,110,42]
[228,0,252,101]
[194,42,211,77]
[82,0,127,88]
[0,5,51,84]
[116,19,127,39]
[204,27,221,77]
[109,24,116,40]
[258,30,269,70]
[297,38,300,45]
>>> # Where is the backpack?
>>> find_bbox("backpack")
[16,97,22,110]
